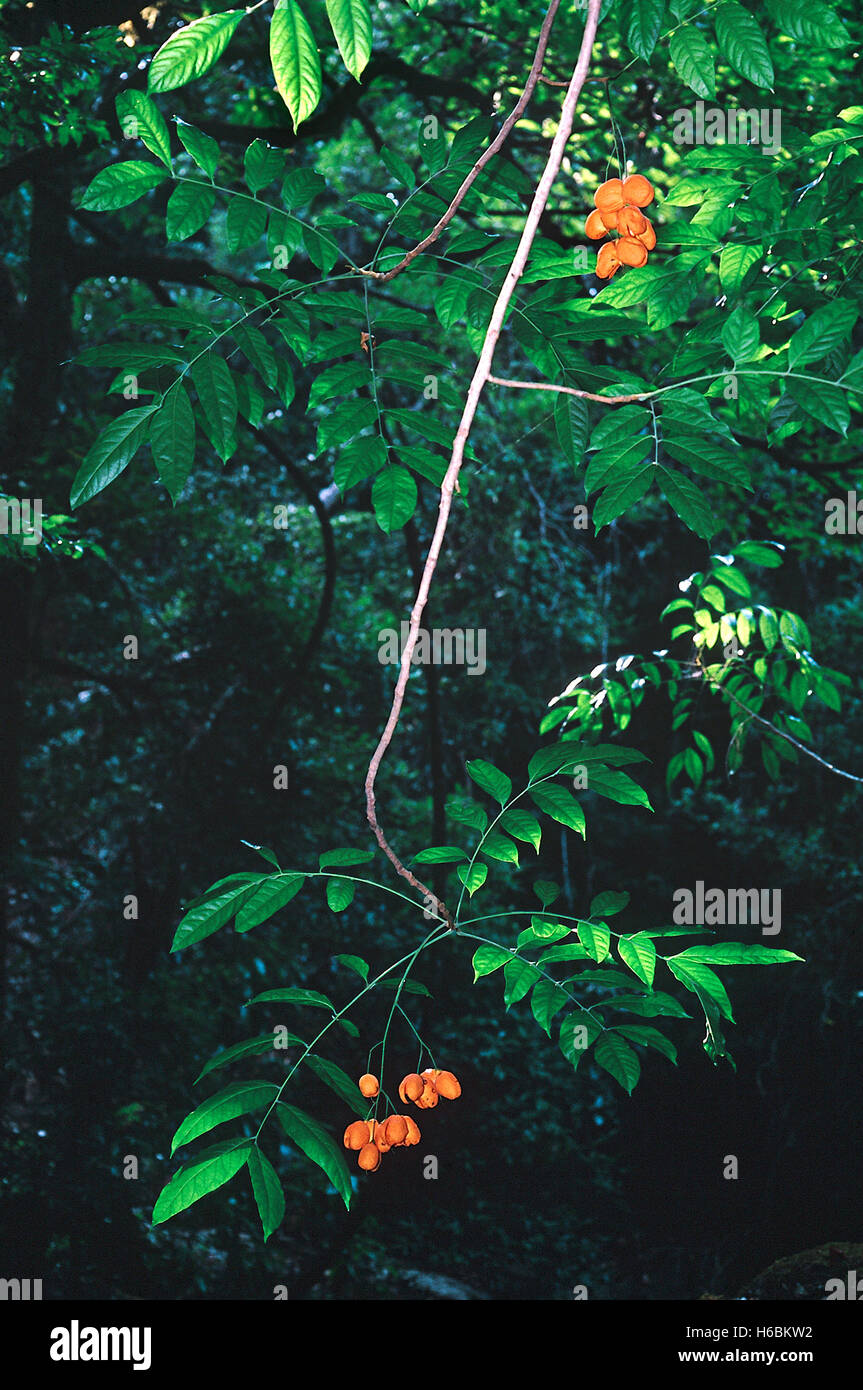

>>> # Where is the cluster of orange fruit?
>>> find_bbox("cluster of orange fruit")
[585,174,656,280]
[343,1068,462,1172]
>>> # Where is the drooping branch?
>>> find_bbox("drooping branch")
[364,0,605,920]
[360,0,563,285]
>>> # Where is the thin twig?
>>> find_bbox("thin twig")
[364,0,605,919]
[488,373,650,403]
[360,0,563,284]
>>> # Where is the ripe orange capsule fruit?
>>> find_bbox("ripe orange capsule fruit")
[358,1073,379,1098]
[636,219,656,250]
[344,1120,372,1151]
[398,1073,424,1104]
[616,236,649,268]
[372,1119,392,1153]
[358,1142,381,1172]
[383,1114,409,1146]
[595,243,621,280]
[585,209,608,240]
[599,208,620,231]
[434,1070,462,1100]
[416,1080,439,1109]
[622,174,654,207]
[403,1115,421,1146]
[618,205,648,237]
[594,178,626,214]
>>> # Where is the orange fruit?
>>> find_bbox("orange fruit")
[398,1073,424,1104]
[595,243,621,279]
[622,174,654,207]
[616,236,649,268]
[383,1115,409,1146]
[434,1070,462,1100]
[344,1120,372,1151]
[599,208,620,231]
[358,1142,381,1171]
[618,205,648,237]
[358,1073,379,1098]
[416,1079,439,1109]
[403,1115,421,1146]
[595,178,626,214]
[636,219,656,250]
[372,1119,392,1153]
[585,209,608,240]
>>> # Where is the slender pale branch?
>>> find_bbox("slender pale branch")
[364,0,605,917]
[360,0,563,284]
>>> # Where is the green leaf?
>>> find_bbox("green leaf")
[618,933,657,987]
[466,759,512,807]
[481,830,520,865]
[447,796,488,832]
[732,540,783,567]
[672,943,803,965]
[528,783,586,837]
[276,1103,352,1208]
[244,139,286,194]
[325,0,372,80]
[190,355,237,463]
[372,466,417,533]
[531,978,569,1036]
[79,161,168,212]
[380,145,416,189]
[719,243,761,295]
[195,1033,289,1084]
[171,878,258,956]
[714,1,774,88]
[326,878,355,912]
[472,943,514,980]
[554,391,589,467]
[226,195,267,253]
[270,0,323,131]
[247,1147,285,1242]
[247,988,334,1010]
[559,1011,603,1069]
[317,399,377,452]
[71,405,156,509]
[335,953,370,982]
[148,11,246,93]
[304,1055,366,1115]
[150,385,195,503]
[577,920,611,963]
[413,845,469,864]
[614,1024,678,1063]
[518,917,571,947]
[504,957,543,1008]
[594,1032,641,1094]
[165,181,217,241]
[586,767,652,809]
[171,1081,278,1154]
[669,26,716,99]
[533,879,561,907]
[759,607,779,651]
[788,302,858,369]
[770,0,848,46]
[607,992,691,1018]
[152,1139,252,1225]
[538,944,590,966]
[176,120,220,179]
[721,305,759,363]
[235,874,305,933]
[667,958,734,1021]
[590,890,630,917]
[499,808,542,852]
[626,0,667,60]
[657,465,715,539]
[116,91,172,168]
[457,862,488,896]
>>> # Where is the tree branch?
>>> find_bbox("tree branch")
[363,0,605,921]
